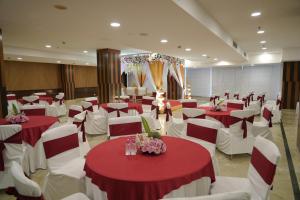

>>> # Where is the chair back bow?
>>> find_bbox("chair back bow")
[257,96,263,107]
[23,99,39,105]
[209,96,216,105]
[82,105,93,112]
[229,116,254,138]
[233,94,239,100]
[73,112,87,142]
[242,97,248,108]
[151,105,159,119]
[183,113,205,120]
[263,108,273,127]
[249,93,254,101]
[224,92,229,99]
[0,132,22,171]
[106,107,129,117]
[54,97,64,105]
[165,107,173,122]
[276,99,282,110]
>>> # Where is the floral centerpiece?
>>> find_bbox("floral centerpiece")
[135,117,167,155]
[6,103,29,124]
[211,99,224,112]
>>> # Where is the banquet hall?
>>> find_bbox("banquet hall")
[0,0,300,200]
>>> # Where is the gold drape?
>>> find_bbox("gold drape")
[149,61,164,89]
[137,71,146,86]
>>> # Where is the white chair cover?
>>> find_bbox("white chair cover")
[22,95,40,105]
[20,104,46,116]
[105,103,129,118]
[141,100,161,130]
[217,109,255,155]
[41,124,86,200]
[33,92,47,96]
[162,191,251,200]
[182,108,206,121]
[119,95,130,103]
[0,125,23,189]
[61,193,90,200]
[165,102,185,137]
[126,87,136,96]
[6,94,18,114]
[180,99,198,108]
[73,111,90,156]
[47,93,67,117]
[68,105,83,123]
[253,106,273,140]
[211,136,281,200]
[82,101,106,135]
[84,97,99,112]
[142,96,155,113]
[226,100,244,110]
[108,116,142,139]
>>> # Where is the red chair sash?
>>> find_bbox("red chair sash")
[263,108,273,127]
[209,97,216,105]
[21,108,45,116]
[0,131,22,171]
[43,133,79,159]
[109,122,142,136]
[54,97,64,105]
[229,115,254,138]
[247,96,250,106]
[165,108,173,122]
[257,96,263,107]
[83,105,93,112]
[182,102,197,108]
[88,100,98,106]
[151,105,159,120]
[121,98,130,103]
[105,107,129,117]
[187,123,218,144]
[73,120,86,142]
[68,109,81,118]
[142,98,153,105]
[215,96,220,100]
[224,93,229,100]
[276,99,282,110]
[152,92,157,97]
[249,93,254,101]
[23,99,39,105]
[6,187,44,200]
[251,147,277,185]
[183,113,205,120]
[227,102,243,110]
[242,98,248,108]
[233,94,239,100]
[7,95,16,100]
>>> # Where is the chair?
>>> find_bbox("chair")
[68,105,83,123]
[217,109,255,155]
[165,102,185,137]
[142,100,161,130]
[47,92,67,117]
[227,100,244,110]
[6,94,18,113]
[81,101,106,135]
[9,161,90,200]
[180,99,198,108]
[108,116,142,139]
[233,93,239,100]
[211,136,281,200]
[73,111,90,156]
[182,108,205,121]
[0,125,23,189]
[119,95,130,102]
[264,96,281,124]
[142,96,155,113]
[41,124,86,200]
[22,95,40,105]
[162,191,250,200]
[84,97,99,112]
[105,103,129,118]
[126,87,137,101]
[252,106,273,140]
[137,87,147,96]
[33,92,47,97]
[20,104,46,116]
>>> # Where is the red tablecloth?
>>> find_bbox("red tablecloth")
[84,136,215,200]
[100,103,143,114]
[18,96,53,105]
[0,116,58,146]
[200,106,236,128]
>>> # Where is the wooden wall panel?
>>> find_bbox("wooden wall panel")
[167,72,182,100]
[74,65,97,88]
[282,61,300,109]
[4,61,61,91]
[0,29,7,117]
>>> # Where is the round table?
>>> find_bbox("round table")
[84,136,215,200]
[100,102,143,114]
[0,116,58,147]
[200,106,236,128]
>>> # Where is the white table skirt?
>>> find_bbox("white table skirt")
[85,176,211,200]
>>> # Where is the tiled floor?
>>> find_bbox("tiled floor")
[0,101,299,200]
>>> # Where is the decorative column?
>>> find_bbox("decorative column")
[97,49,121,103]
[61,64,75,100]
[0,29,8,117]
[167,72,182,100]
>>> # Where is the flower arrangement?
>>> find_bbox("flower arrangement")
[134,117,167,155]
[211,99,225,112]
[6,103,29,124]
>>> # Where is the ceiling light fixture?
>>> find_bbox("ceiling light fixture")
[257,26,265,34]
[202,54,207,57]
[86,63,89,65]
[251,12,261,17]
[213,58,218,61]
[262,47,267,50]
[260,40,266,44]
[17,57,23,60]
[160,39,168,43]
[83,50,88,53]
[45,44,52,48]
[57,60,61,63]
[185,48,191,51]
[110,22,120,27]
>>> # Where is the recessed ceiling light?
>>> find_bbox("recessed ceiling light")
[202,54,207,57]
[45,44,52,48]
[185,48,191,51]
[17,57,23,60]
[213,58,218,61]
[262,47,267,50]
[160,39,168,43]
[57,60,61,63]
[110,22,120,27]
[251,12,261,17]
[85,63,89,65]
[260,40,266,44]
[257,26,265,34]
[83,50,88,53]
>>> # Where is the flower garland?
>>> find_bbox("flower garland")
[121,53,184,66]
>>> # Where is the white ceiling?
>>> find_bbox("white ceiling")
[0,0,299,67]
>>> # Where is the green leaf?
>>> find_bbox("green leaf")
[141,116,151,133]
[12,103,19,115]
